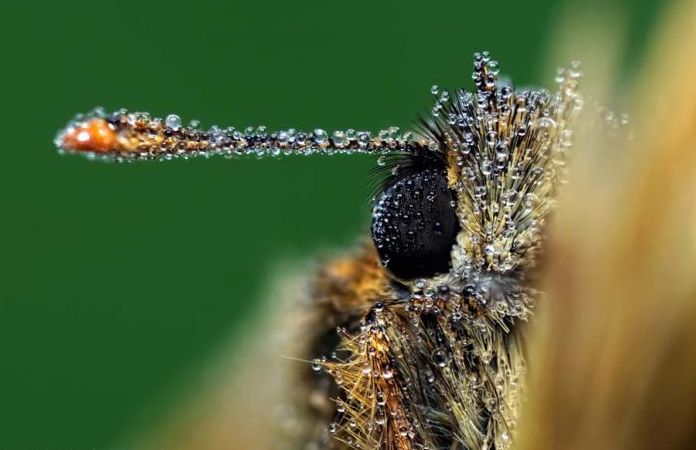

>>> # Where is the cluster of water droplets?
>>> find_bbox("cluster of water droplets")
[425,51,583,277]
[56,106,429,162]
[315,279,530,450]
[315,53,584,449]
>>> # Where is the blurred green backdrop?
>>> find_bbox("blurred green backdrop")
[0,0,667,448]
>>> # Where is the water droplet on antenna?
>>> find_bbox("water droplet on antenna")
[165,114,181,131]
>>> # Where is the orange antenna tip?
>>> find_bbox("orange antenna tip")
[59,118,118,153]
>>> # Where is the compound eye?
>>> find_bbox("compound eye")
[371,168,460,280]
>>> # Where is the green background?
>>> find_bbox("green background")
[0,0,667,448]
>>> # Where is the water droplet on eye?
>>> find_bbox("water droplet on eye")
[484,244,496,255]
[328,423,338,433]
[165,114,181,131]
[431,348,450,367]
[433,221,443,235]
[312,358,322,372]
[377,156,386,166]
[431,84,439,95]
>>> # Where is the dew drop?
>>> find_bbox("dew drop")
[357,132,371,147]
[431,348,450,368]
[313,129,328,145]
[559,129,573,147]
[374,407,386,425]
[165,114,181,131]
[535,116,557,130]
[333,130,347,147]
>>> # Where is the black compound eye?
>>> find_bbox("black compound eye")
[371,168,460,280]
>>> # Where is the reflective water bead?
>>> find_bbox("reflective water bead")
[431,348,450,368]
[534,116,557,130]
[374,407,386,425]
[357,132,370,147]
[332,130,347,147]
[559,129,573,147]
[165,114,181,131]
[388,126,400,141]
[487,60,499,75]
[313,129,328,145]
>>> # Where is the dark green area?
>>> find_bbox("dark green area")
[0,0,667,448]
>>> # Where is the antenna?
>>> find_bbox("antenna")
[55,109,432,162]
